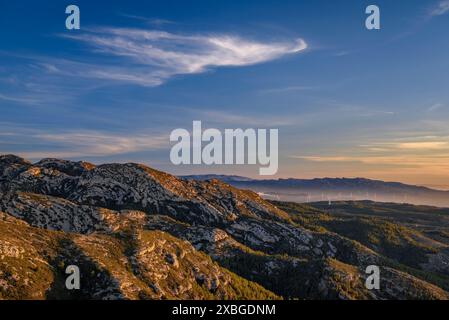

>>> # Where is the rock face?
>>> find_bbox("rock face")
[0,154,448,300]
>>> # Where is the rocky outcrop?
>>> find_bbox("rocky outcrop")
[0,155,448,300]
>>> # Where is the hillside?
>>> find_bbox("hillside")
[1,154,449,300]
[274,200,449,287]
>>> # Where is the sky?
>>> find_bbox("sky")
[1,0,449,187]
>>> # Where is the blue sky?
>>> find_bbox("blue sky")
[1,0,449,186]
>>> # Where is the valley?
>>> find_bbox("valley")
[1,154,449,300]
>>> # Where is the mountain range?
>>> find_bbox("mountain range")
[181,175,449,207]
[1,154,449,300]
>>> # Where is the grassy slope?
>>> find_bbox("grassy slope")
[272,200,449,292]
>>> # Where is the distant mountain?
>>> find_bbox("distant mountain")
[181,175,449,207]
[1,154,449,300]
[181,174,253,182]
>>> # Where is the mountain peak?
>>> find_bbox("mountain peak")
[184,174,449,207]
[0,154,29,165]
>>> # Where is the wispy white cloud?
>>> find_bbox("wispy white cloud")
[0,80,91,107]
[259,85,317,94]
[428,103,445,112]
[0,129,168,159]
[359,138,449,152]
[120,14,175,26]
[429,0,449,16]
[194,110,297,127]
[333,50,351,57]
[36,131,168,154]
[396,141,449,150]
[56,28,307,86]
[291,136,449,175]
[0,93,41,105]
[292,154,449,171]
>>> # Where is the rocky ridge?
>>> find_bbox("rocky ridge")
[0,154,448,300]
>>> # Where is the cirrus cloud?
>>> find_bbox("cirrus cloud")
[429,0,449,16]
[56,27,307,87]
[0,127,169,159]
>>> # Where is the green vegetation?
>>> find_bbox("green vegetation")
[0,212,279,300]
[272,200,449,292]
[2,155,449,300]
